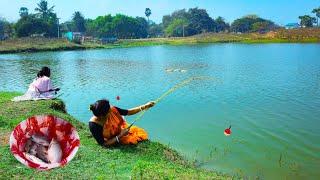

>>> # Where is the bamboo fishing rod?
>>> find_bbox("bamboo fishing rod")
[127,76,217,128]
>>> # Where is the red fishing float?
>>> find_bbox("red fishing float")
[224,125,232,136]
[116,96,120,101]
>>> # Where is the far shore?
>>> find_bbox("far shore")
[0,28,319,54]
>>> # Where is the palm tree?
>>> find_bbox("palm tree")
[35,0,55,20]
[145,8,151,23]
[312,7,320,27]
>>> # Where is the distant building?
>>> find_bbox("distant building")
[285,23,300,29]
[64,32,84,41]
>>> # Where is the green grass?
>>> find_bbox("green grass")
[0,92,230,179]
[0,38,103,54]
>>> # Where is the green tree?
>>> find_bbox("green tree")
[60,21,74,33]
[148,22,163,37]
[312,7,320,26]
[14,0,58,37]
[135,16,148,38]
[72,11,86,32]
[85,14,148,38]
[0,18,6,39]
[165,18,188,37]
[145,8,151,23]
[19,7,29,17]
[112,14,148,38]
[162,8,215,36]
[187,8,215,35]
[162,9,189,28]
[85,15,113,37]
[231,15,276,33]
[35,0,55,20]
[215,16,229,32]
[15,15,50,37]
[299,15,316,27]
[252,22,270,32]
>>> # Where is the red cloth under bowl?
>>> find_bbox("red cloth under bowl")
[9,115,80,170]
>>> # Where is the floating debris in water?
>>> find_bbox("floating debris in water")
[224,125,232,136]
[165,68,187,73]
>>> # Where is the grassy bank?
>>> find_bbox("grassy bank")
[116,28,320,46]
[0,38,104,54]
[1,28,319,54]
[0,92,229,179]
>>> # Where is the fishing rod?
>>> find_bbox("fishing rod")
[127,76,217,129]
[37,88,60,95]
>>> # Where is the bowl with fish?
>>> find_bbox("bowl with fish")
[9,115,80,170]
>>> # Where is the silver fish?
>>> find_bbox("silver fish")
[23,152,48,166]
[36,144,49,163]
[29,142,38,156]
[48,138,62,163]
[24,139,33,152]
[31,134,50,146]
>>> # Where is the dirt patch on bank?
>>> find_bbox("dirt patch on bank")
[0,131,11,146]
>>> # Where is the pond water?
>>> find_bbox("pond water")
[0,44,319,179]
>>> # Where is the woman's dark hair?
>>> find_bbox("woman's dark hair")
[89,99,110,117]
[37,66,51,78]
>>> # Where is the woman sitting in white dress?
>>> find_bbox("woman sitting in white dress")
[12,67,60,102]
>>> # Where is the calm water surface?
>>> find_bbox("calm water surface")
[0,44,319,179]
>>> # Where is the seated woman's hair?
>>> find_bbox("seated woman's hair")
[37,66,51,78]
[90,99,110,117]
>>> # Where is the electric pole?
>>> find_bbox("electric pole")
[57,18,60,38]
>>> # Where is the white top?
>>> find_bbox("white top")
[30,76,53,92]
[12,76,55,102]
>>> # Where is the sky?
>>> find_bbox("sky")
[0,0,319,25]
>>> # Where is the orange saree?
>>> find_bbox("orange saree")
[102,106,148,145]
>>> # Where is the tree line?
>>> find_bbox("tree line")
[0,0,319,40]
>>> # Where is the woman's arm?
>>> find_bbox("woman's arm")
[127,101,155,115]
[103,128,129,146]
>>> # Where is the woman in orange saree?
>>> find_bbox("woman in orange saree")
[88,99,155,146]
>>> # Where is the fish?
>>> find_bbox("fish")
[29,142,38,156]
[36,144,49,163]
[23,152,48,166]
[165,68,174,72]
[179,69,187,73]
[48,138,62,163]
[224,125,232,136]
[24,139,33,152]
[31,134,50,146]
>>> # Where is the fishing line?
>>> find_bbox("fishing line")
[127,76,219,128]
